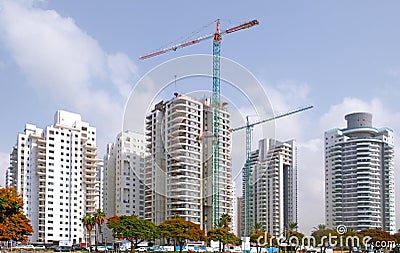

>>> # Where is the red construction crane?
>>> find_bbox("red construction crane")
[139,20,259,60]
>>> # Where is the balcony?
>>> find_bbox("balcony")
[37,169,46,176]
[84,149,97,156]
[84,144,97,150]
[84,156,97,162]
[37,138,46,144]
[84,179,96,184]
[86,185,97,191]
[86,191,97,196]
[86,197,97,203]
[84,173,96,179]
[84,162,97,168]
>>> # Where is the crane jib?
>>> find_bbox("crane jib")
[225,20,259,34]
[139,20,259,60]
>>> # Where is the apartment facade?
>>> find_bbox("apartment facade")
[325,112,395,233]
[6,110,100,244]
[103,131,145,217]
[144,94,233,231]
[241,138,297,237]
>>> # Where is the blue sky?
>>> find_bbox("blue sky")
[1,0,400,234]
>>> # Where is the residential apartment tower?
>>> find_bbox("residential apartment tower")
[241,138,297,237]
[6,110,100,244]
[144,94,233,231]
[325,112,395,233]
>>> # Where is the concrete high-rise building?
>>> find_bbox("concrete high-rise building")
[325,112,395,233]
[102,131,146,241]
[144,94,233,231]
[103,131,145,217]
[6,110,100,244]
[241,138,297,237]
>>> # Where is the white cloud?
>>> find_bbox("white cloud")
[320,97,392,131]
[264,80,313,142]
[0,151,9,187]
[0,0,139,150]
[108,53,139,99]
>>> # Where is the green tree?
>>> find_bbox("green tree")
[82,214,95,247]
[94,209,106,250]
[359,228,394,250]
[311,227,337,253]
[287,230,304,252]
[249,223,264,253]
[0,187,33,241]
[217,213,232,229]
[287,222,298,231]
[208,228,240,252]
[312,224,326,232]
[107,215,158,253]
[251,222,263,234]
[159,217,205,253]
[250,230,266,253]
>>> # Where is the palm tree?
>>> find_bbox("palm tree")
[94,209,106,251]
[217,213,232,229]
[251,223,263,253]
[82,214,95,249]
[312,224,326,232]
[252,222,263,233]
[287,222,298,231]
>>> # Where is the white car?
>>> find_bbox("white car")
[14,245,35,249]
[34,245,46,250]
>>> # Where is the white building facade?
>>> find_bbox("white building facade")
[325,112,395,233]
[241,138,297,237]
[7,110,100,244]
[103,131,146,217]
[102,131,146,242]
[144,94,233,231]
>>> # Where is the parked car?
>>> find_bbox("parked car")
[47,245,58,250]
[14,245,35,250]
[55,246,72,252]
[34,245,46,250]
[136,247,149,252]
[72,245,86,251]
[97,246,107,252]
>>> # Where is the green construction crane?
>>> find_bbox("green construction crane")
[140,19,260,228]
[231,105,314,236]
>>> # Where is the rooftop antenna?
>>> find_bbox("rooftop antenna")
[174,75,178,97]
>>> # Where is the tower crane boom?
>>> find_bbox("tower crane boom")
[139,20,259,60]
[232,105,314,132]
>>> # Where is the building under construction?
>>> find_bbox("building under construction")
[144,93,234,232]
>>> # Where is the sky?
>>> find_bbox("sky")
[1,0,400,234]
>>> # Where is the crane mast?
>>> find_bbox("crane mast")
[212,19,222,227]
[245,116,252,236]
